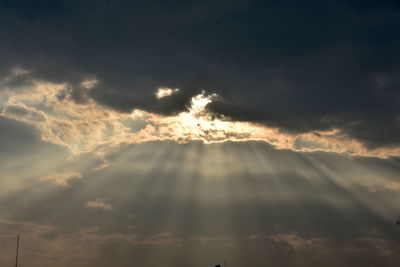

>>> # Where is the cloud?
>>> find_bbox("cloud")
[0,77,399,158]
[270,233,328,252]
[85,199,113,211]
[41,172,83,187]
[156,87,180,99]
[344,236,400,258]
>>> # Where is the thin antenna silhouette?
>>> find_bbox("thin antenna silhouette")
[15,234,19,267]
[224,259,227,267]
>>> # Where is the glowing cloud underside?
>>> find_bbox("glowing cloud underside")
[0,73,399,158]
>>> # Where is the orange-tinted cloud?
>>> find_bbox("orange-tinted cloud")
[85,199,113,211]
[1,76,399,158]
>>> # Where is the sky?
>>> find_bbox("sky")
[0,0,400,266]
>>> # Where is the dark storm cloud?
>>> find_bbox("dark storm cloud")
[1,0,399,147]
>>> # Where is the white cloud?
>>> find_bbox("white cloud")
[155,87,179,99]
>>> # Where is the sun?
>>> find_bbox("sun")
[188,91,216,116]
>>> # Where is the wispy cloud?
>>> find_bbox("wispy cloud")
[344,236,398,256]
[41,172,82,187]
[85,199,113,211]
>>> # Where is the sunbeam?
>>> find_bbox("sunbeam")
[1,2,400,266]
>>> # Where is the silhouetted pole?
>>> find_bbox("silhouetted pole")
[15,234,19,267]
[224,259,226,267]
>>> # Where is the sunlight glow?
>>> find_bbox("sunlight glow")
[188,91,215,115]
[156,87,180,99]
[0,73,399,158]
